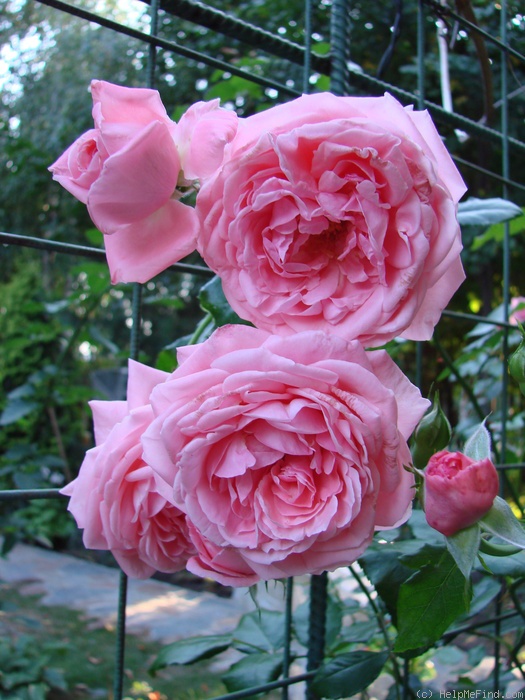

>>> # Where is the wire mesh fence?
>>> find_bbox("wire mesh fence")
[1,0,524,698]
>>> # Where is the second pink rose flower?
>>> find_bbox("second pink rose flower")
[141,325,429,586]
[50,80,237,284]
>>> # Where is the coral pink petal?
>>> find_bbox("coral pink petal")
[176,99,238,180]
[127,360,169,410]
[104,198,199,283]
[91,80,169,127]
[90,400,128,444]
[87,121,180,233]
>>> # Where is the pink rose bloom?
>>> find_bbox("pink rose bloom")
[142,325,429,586]
[50,80,237,284]
[197,92,467,346]
[424,450,499,537]
[61,360,195,578]
[510,297,525,326]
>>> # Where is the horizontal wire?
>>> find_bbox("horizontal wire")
[36,0,302,97]
[442,309,520,330]
[452,155,525,195]
[0,488,65,501]
[35,0,525,156]
[0,232,214,277]
[344,68,525,154]
[141,0,325,70]
[204,673,315,700]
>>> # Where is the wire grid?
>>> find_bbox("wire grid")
[0,0,524,698]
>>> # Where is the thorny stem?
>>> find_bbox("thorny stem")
[348,564,403,700]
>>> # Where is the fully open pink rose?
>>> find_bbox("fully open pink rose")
[50,81,237,283]
[142,325,429,586]
[61,360,195,578]
[197,92,467,346]
[424,450,499,537]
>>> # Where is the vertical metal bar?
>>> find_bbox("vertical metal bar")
[281,578,294,700]
[306,571,328,700]
[148,0,161,89]
[417,0,426,109]
[330,0,350,96]
[404,6,428,697]
[303,0,313,94]
[112,572,129,700]
[494,0,510,690]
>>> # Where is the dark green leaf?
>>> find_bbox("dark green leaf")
[222,652,283,694]
[406,509,445,544]
[233,610,284,654]
[0,399,39,425]
[394,551,471,655]
[467,576,502,618]
[446,524,481,579]
[476,549,525,577]
[7,383,36,400]
[149,634,232,671]
[359,549,414,624]
[336,620,379,644]
[480,496,525,548]
[312,651,388,699]
[199,276,251,328]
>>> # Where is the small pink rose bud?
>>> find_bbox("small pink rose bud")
[424,450,499,537]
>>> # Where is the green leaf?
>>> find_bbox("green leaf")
[0,398,39,425]
[358,548,414,624]
[480,496,525,548]
[457,198,522,227]
[85,227,104,247]
[199,276,251,328]
[221,652,283,693]
[407,509,445,544]
[149,634,232,671]
[446,524,481,579]
[312,651,388,699]
[472,207,525,250]
[394,551,471,655]
[476,549,525,577]
[463,421,491,461]
[467,576,502,618]
[336,619,379,644]
[233,610,284,654]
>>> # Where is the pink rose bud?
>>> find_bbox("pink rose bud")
[424,450,499,537]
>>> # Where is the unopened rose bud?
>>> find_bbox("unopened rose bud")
[411,394,452,470]
[424,450,499,537]
[509,333,525,397]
